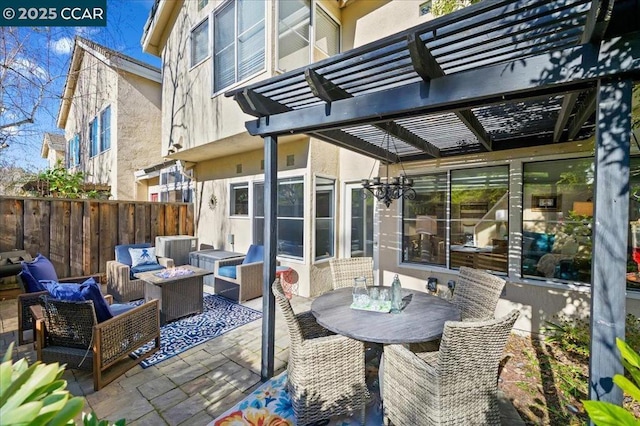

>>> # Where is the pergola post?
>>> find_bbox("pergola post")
[261,135,277,381]
[589,78,632,407]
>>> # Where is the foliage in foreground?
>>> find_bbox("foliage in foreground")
[583,338,640,425]
[0,343,124,425]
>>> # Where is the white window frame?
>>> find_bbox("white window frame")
[230,182,249,217]
[99,105,111,152]
[314,174,336,262]
[212,0,266,96]
[190,17,210,68]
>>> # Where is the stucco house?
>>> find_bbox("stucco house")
[57,36,164,201]
[142,0,639,333]
[40,133,66,168]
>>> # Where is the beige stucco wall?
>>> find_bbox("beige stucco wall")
[115,73,163,201]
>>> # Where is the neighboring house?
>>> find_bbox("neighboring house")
[57,36,164,201]
[40,133,66,168]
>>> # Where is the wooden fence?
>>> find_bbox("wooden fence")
[0,197,194,278]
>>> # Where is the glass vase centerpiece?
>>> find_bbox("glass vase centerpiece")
[352,276,370,308]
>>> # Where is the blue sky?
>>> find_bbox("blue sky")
[2,0,160,171]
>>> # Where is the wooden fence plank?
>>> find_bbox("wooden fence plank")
[83,201,100,275]
[118,202,135,245]
[186,204,194,236]
[23,199,50,258]
[165,204,179,236]
[49,200,71,277]
[69,201,84,276]
[135,204,151,243]
[0,198,24,251]
[99,203,118,273]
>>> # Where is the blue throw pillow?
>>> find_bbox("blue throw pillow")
[80,278,113,323]
[115,243,152,266]
[44,278,113,323]
[243,245,264,264]
[44,281,85,301]
[21,254,58,292]
[20,270,47,293]
[129,247,159,267]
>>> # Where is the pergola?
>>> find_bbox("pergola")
[227,0,640,406]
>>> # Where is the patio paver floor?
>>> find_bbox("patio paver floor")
[0,286,523,425]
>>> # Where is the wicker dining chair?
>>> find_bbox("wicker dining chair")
[384,309,520,426]
[329,257,374,290]
[452,266,506,321]
[272,279,369,425]
[34,296,161,391]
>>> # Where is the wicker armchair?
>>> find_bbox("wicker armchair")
[34,296,161,391]
[213,245,263,302]
[452,266,506,321]
[106,244,174,302]
[16,272,102,345]
[384,309,520,426]
[273,279,369,425]
[329,257,374,289]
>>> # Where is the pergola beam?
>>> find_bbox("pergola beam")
[306,67,440,158]
[311,130,399,163]
[407,33,492,151]
[245,33,640,137]
[234,88,291,117]
[567,89,597,140]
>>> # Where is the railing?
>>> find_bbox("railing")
[0,196,194,278]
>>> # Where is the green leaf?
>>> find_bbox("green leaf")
[614,375,640,402]
[618,338,640,369]
[1,342,14,363]
[583,400,640,426]
[0,362,41,410]
[45,396,84,426]
[3,400,44,424]
[623,359,640,387]
[0,360,13,396]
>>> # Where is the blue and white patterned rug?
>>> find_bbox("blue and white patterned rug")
[132,294,262,368]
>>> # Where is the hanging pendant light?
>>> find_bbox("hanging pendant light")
[361,127,416,207]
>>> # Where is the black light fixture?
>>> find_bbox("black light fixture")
[361,128,416,207]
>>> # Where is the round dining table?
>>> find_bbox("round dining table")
[311,286,461,344]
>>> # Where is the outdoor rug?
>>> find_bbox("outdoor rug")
[132,294,262,368]
[210,371,383,426]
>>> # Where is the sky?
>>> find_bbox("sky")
[1,0,161,171]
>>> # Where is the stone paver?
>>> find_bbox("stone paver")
[0,291,524,425]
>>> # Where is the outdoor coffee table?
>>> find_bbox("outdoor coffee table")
[135,265,212,325]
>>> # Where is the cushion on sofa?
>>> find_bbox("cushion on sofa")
[217,265,238,279]
[243,245,264,264]
[115,243,151,266]
[522,231,555,253]
[130,262,165,279]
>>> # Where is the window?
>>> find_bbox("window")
[419,1,432,16]
[198,0,208,10]
[191,18,209,66]
[230,183,249,216]
[89,118,98,157]
[402,166,509,274]
[277,2,339,71]
[254,177,304,259]
[67,134,80,167]
[523,158,593,283]
[99,106,110,151]
[157,165,193,203]
[214,0,265,92]
[315,177,335,260]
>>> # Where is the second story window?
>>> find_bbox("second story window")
[68,134,80,167]
[89,118,99,157]
[191,18,209,66]
[277,1,340,72]
[213,0,265,93]
[198,0,208,11]
[100,106,110,151]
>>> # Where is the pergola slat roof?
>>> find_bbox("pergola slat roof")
[226,0,627,163]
